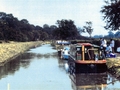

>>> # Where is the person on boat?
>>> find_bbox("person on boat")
[99,38,103,46]
[105,43,112,58]
[62,47,70,59]
[110,38,115,53]
[99,50,106,59]
[57,44,64,58]
[101,38,107,56]
[101,38,107,48]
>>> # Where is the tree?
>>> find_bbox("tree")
[114,31,120,38]
[77,27,85,35]
[50,25,57,39]
[108,31,115,38]
[55,19,79,40]
[93,35,103,39]
[21,19,29,24]
[43,24,50,33]
[83,21,93,38]
[0,12,45,41]
[101,0,120,30]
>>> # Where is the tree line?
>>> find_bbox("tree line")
[0,12,89,42]
[0,12,47,41]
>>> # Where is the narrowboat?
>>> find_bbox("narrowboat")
[68,43,107,74]
[56,40,70,59]
[56,40,70,45]
[61,46,70,60]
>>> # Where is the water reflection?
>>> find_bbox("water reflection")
[0,53,33,79]
[29,52,58,59]
[70,73,107,90]
[0,50,58,80]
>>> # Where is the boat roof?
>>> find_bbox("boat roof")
[56,40,70,45]
[77,43,92,46]
[76,43,99,48]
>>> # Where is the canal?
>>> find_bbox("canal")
[0,44,119,90]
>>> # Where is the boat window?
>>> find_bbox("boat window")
[70,45,76,57]
[76,47,82,60]
[77,48,80,51]
[85,48,87,53]
[87,48,99,60]
[76,47,81,54]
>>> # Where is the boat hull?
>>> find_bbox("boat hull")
[68,58,107,74]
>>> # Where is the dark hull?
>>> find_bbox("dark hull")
[68,59,107,74]
[76,63,107,73]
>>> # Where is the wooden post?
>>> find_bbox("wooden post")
[82,45,84,61]
[7,83,10,90]
[101,84,103,90]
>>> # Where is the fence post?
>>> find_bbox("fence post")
[7,83,10,90]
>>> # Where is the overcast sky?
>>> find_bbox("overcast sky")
[0,0,110,36]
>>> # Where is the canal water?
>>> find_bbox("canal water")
[0,44,119,90]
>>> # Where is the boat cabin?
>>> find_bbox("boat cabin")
[68,43,107,73]
[56,40,70,58]
[69,43,106,62]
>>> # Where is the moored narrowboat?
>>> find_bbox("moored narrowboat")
[56,40,70,59]
[61,46,70,60]
[68,43,107,74]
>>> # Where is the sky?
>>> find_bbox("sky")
[0,0,112,36]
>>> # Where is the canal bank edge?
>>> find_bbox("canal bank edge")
[0,41,44,66]
[106,56,120,78]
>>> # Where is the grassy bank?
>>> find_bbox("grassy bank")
[107,56,120,78]
[0,41,43,66]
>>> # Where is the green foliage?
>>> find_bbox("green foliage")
[83,21,93,38]
[0,12,88,41]
[0,12,49,41]
[54,19,79,40]
[101,0,120,30]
